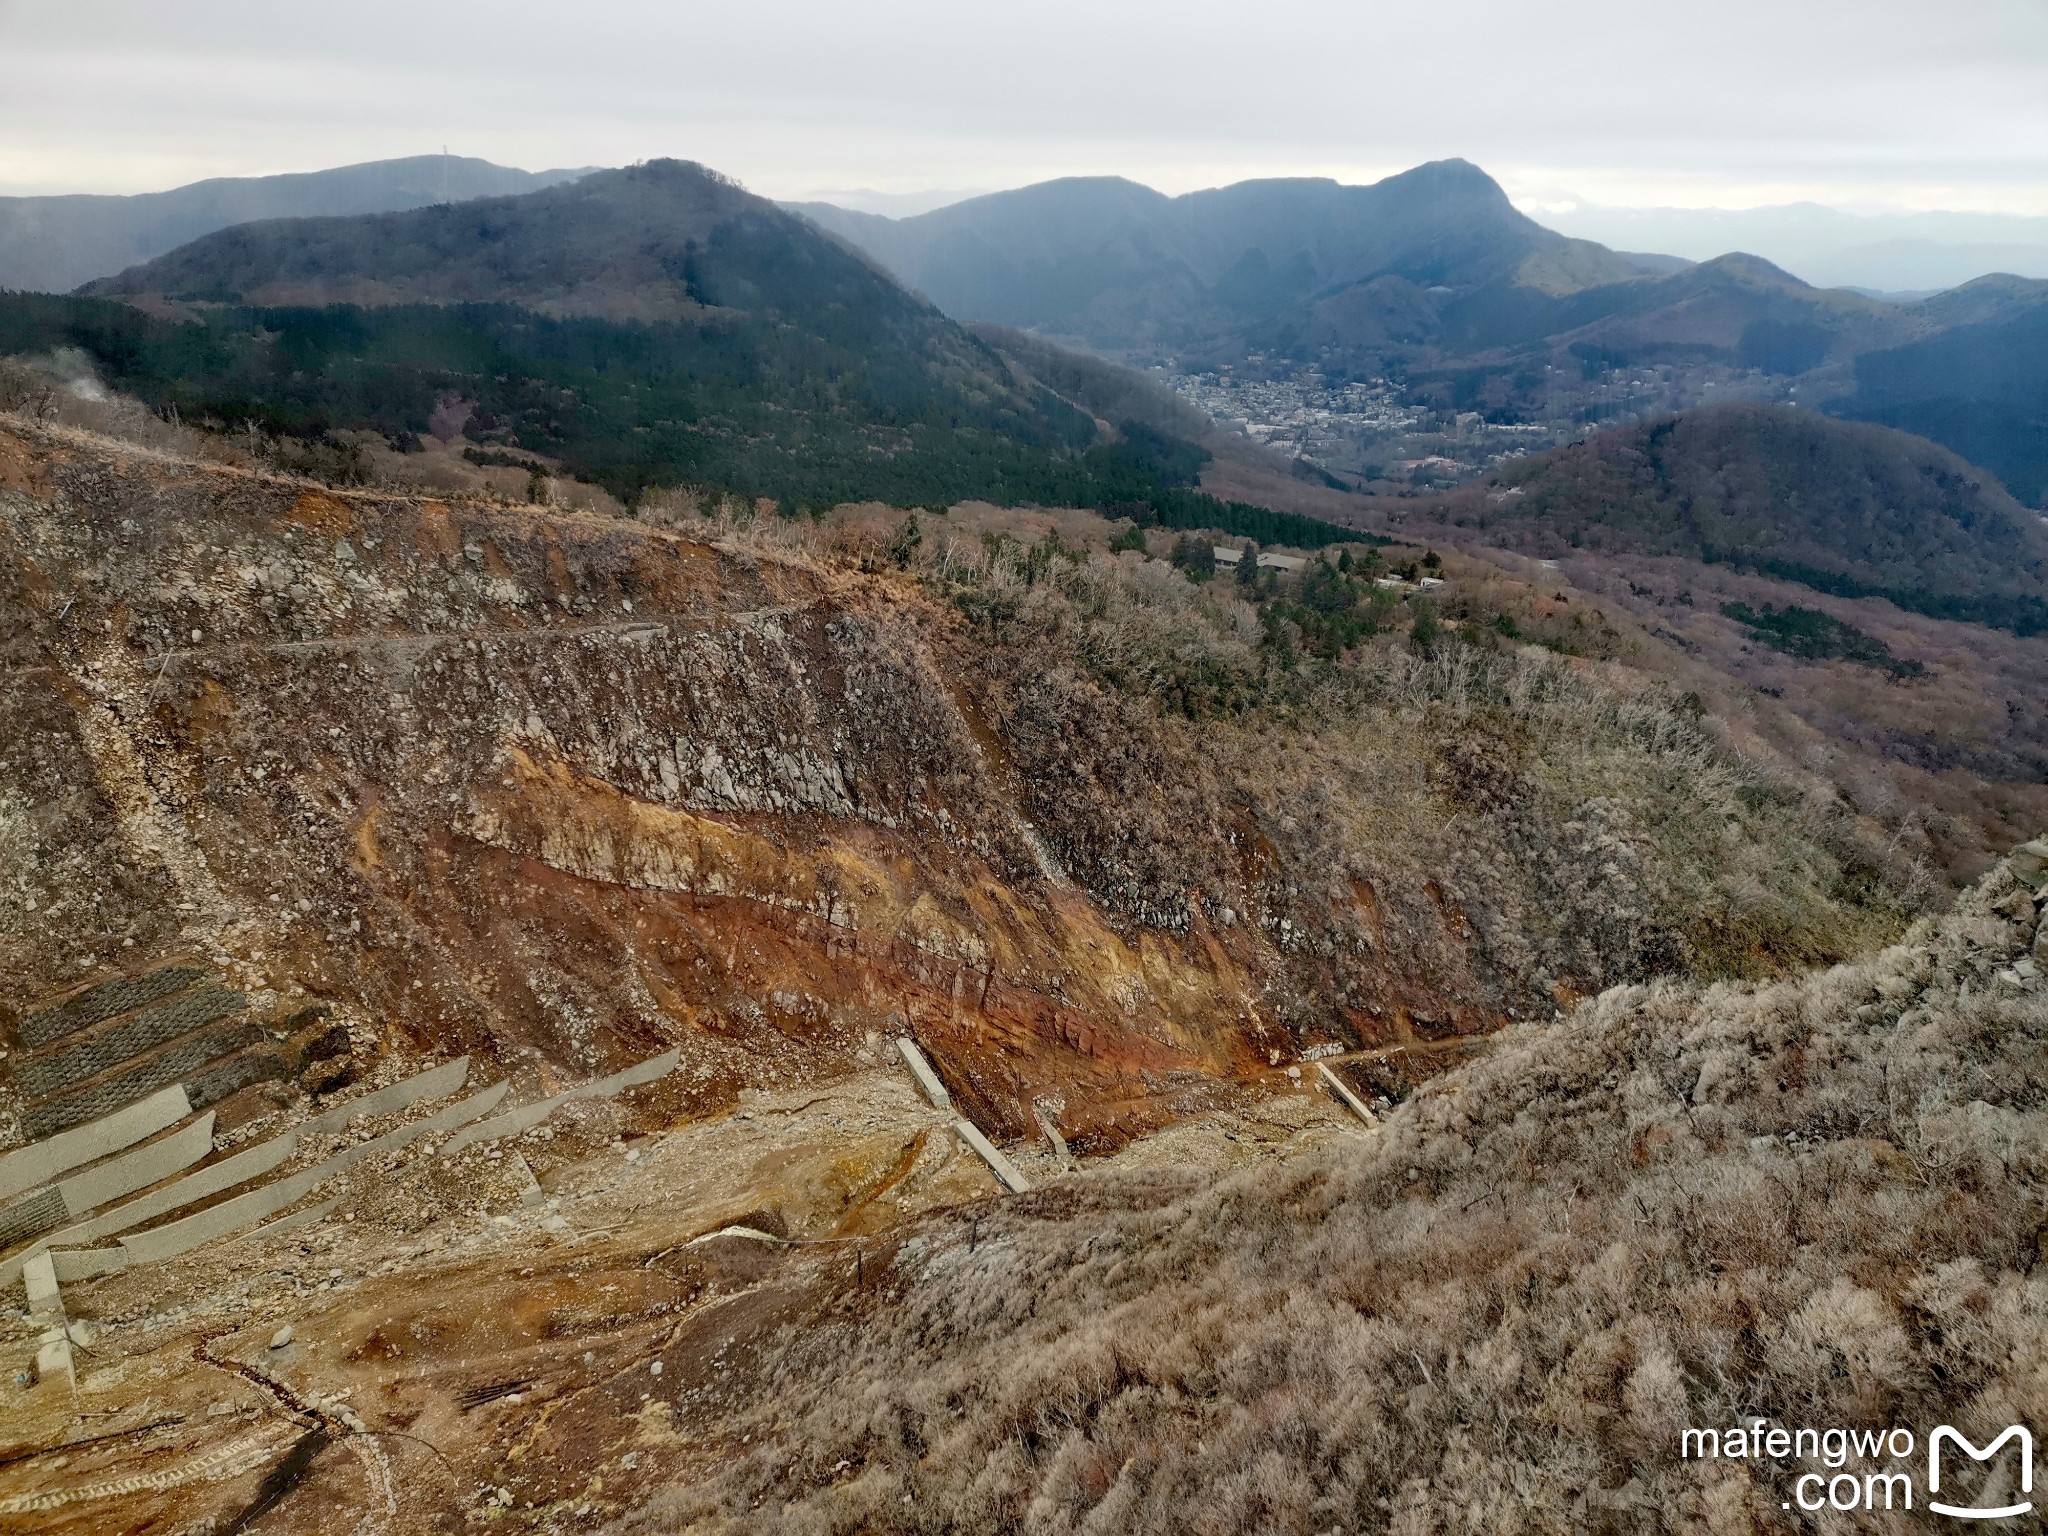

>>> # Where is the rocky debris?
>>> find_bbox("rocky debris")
[2009,838,2048,886]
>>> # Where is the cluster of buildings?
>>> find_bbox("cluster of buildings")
[1160,356,1800,490]
[1166,368,1427,468]
[1161,365,1548,487]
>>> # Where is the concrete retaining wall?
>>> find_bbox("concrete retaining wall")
[440,1051,678,1155]
[15,988,244,1099]
[0,1119,292,1289]
[23,1248,60,1314]
[1316,1062,1378,1126]
[88,1156,338,1272]
[953,1118,1031,1194]
[0,1086,191,1202]
[50,1247,124,1283]
[4,1067,486,1287]
[323,1078,508,1175]
[895,1038,952,1111]
[23,1250,71,1390]
[54,1121,295,1248]
[299,1058,470,1136]
[238,1196,339,1245]
[19,967,209,1050]
[111,1078,509,1268]
[56,1113,217,1218]
[1032,1104,1075,1171]
[22,1021,261,1138]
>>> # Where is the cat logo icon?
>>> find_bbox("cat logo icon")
[1929,1426,2033,1520]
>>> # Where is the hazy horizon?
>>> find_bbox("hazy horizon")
[9,150,2044,295]
[1,0,2043,215]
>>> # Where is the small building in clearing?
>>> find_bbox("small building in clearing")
[1213,546,1307,572]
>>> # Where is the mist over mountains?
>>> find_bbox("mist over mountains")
[24,145,2044,651]
[0,155,591,295]
[3,146,2041,516]
[0,147,2039,511]
[4,161,1342,544]
[795,163,2048,505]
[794,186,2048,300]
[791,161,1655,356]
[1540,201,2048,296]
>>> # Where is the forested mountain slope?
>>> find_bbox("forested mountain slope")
[796,165,2048,501]
[793,160,1650,358]
[86,158,919,321]
[0,163,1344,536]
[1833,276,2048,506]
[1424,405,2048,632]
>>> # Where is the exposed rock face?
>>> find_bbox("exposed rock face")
[0,421,1888,1149]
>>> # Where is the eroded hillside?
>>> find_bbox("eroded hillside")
[0,418,1907,1150]
[0,414,1934,1533]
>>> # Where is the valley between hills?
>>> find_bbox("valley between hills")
[1,147,2046,1535]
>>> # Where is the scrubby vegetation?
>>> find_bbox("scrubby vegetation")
[687,500,1913,996]
[0,403,1974,1534]
[946,541,1896,978]
[625,851,2048,1536]
[927,528,1624,714]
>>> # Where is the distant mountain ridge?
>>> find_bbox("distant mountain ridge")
[0,155,593,295]
[792,167,1941,378]
[797,166,2048,506]
[21,152,2046,523]
[791,160,1657,356]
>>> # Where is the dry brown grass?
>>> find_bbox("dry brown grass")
[621,852,2048,1535]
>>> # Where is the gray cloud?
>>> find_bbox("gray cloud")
[1,0,2043,210]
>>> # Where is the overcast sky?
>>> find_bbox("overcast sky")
[1,0,2043,213]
